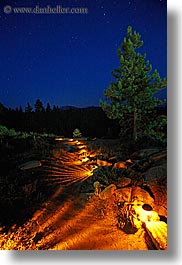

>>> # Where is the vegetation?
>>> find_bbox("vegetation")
[100,26,167,144]
[92,166,127,186]
[0,101,120,139]
[73,128,82,138]
[0,125,16,138]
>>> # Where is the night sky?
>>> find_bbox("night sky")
[0,0,167,109]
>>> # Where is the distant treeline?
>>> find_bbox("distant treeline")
[0,100,120,138]
[0,100,167,139]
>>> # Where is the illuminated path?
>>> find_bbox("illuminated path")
[0,138,148,250]
[0,193,148,250]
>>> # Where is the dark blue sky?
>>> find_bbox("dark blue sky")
[0,0,167,109]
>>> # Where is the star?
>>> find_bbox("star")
[71,34,78,41]
[7,76,12,82]
[103,12,106,16]
[68,34,79,45]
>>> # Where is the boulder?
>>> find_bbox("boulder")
[131,186,154,206]
[113,162,127,169]
[149,150,167,163]
[145,221,167,250]
[145,184,167,208]
[117,177,131,188]
[89,152,97,158]
[96,159,112,167]
[99,184,116,200]
[143,163,167,183]
[19,160,42,170]
[130,149,160,160]
[114,187,133,202]
[152,205,167,218]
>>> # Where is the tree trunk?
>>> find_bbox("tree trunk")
[133,107,137,141]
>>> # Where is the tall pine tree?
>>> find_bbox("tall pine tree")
[25,102,33,113]
[35,99,45,113]
[100,26,167,142]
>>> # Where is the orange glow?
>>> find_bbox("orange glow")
[113,162,127,169]
[77,145,87,149]
[131,203,160,224]
[126,159,132,163]
[78,149,87,155]
[89,152,97,158]
[145,221,167,250]
[135,207,152,223]
[0,138,162,250]
[81,157,89,163]
[44,161,95,186]
[0,193,150,250]
[96,159,112,167]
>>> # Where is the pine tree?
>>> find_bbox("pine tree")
[35,99,45,113]
[24,102,34,131]
[25,102,33,113]
[52,105,59,112]
[19,106,23,112]
[100,26,167,142]
[46,102,52,112]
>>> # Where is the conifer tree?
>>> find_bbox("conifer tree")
[25,102,33,113]
[46,102,52,112]
[100,26,167,142]
[35,99,45,113]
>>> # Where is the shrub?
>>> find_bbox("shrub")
[8,128,17,137]
[0,125,9,137]
[73,128,82,138]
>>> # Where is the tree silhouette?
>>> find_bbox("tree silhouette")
[46,102,52,112]
[35,99,45,113]
[25,102,33,113]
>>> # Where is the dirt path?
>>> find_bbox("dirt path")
[0,138,149,250]
[0,189,148,250]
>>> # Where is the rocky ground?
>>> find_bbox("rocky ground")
[0,137,167,250]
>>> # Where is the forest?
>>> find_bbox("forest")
[0,101,120,139]
[0,99,166,143]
